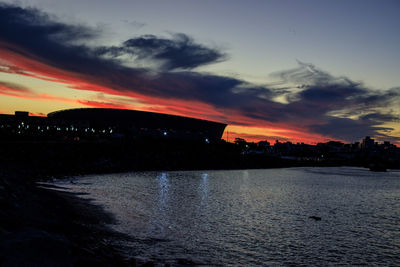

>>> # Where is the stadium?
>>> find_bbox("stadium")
[47,108,227,141]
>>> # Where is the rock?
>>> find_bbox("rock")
[309,216,321,221]
[0,228,73,267]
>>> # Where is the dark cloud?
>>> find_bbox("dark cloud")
[0,81,31,92]
[0,4,94,44]
[1,3,399,143]
[0,3,126,74]
[271,63,400,141]
[360,113,399,123]
[299,85,363,103]
[96,33,227,70]
[309,117,394,141]
[271,61,361,88]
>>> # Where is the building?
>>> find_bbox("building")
[361,136,375,150]
[0,108,227,142]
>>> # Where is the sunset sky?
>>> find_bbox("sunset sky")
[1,0,399,144]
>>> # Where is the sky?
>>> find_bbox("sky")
[0,0,399,145]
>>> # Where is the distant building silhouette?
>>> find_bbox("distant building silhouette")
[0,108,227,142]
[361,136,375,150]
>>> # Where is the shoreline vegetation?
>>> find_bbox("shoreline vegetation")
[1,139,398,266]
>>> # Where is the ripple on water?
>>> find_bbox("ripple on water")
[55,167,400,265]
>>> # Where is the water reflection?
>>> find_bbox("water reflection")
[243,170,249,180]
[57,168,400,266]
[154,172,170,235]
[158,172,170,209]
[199,173,209,207]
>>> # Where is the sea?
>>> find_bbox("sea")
[51,167,400,266]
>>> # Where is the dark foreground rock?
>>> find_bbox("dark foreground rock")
[0,164,135,266]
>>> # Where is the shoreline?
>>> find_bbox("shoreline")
[1,163,397,266]
[0,162,177,266]
[0,165,133,266]
[37,167,400,263]
[1,140,398,266]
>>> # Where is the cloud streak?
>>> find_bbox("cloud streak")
[96,33,227,71]
[0,3,399,144]
[0,80,31,93]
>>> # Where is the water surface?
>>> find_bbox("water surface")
[55,167,400,265]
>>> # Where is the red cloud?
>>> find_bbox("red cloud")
[0,41,355,144]
[76,100,129,109]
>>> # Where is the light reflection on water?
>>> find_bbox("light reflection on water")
[154,172,170,235]
[200,173,209,207]
[55,167,400,266]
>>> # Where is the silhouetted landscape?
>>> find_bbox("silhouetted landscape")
[1,109,399,265]
[1,110,399,175]
[1,1,400,265]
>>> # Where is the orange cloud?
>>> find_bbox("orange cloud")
[76,100,129,109]
[0,44,334,143]
[1,40,389,145]
[28,112,46,117]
